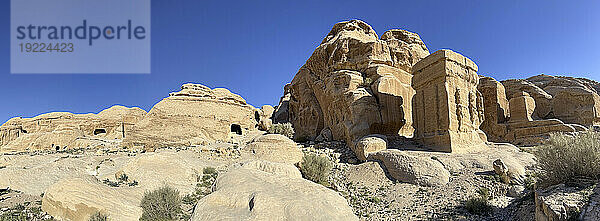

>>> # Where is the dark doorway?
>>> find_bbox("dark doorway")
[231,124,242,135]
[94,128,107,135]
[255,111,261,122]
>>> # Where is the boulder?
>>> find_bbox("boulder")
[315,127,333,142]
[191,161,358,221]
[0,106,146,152]
[123,84,258,150]
[352,134,387,161]
[535,182,599,221]
[285,20,429,152]
[241,134,303,165]
[42,176,143,221]
[369,149,450,187]
[492,158,525,184]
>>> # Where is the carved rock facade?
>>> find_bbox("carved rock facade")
[478,76,584,146]
[0,105,146,152]
[123,83,259,150]
[411,49,487,152]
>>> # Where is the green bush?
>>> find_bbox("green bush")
[360,77,373,87]
[534,130,600,187]
[88,212,108,221]
[299,153,333,185]
[464,187,493,215]
[465,196,492,215]
[118,173,129,182]
[268,123,294,139]
[140,186,182,221]
[203,167,216,175]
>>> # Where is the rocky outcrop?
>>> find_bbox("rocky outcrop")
[241,134,303,165]
[535,181,600,221]
[369,149,450,187]
[502,74,600,127]
[191,161,358,221]
[478,76,580,146]
[123,83,258,150]
[272,83,291,124]
[256,105,274,131]
[42,176,143,221]
[0,105,146,152]
[411,49,487,152]
[352,134,387,161]
[286,20,429,147]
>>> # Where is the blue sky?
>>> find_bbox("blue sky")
[1,0,599,124]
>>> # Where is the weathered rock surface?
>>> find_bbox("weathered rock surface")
[42,176,143,221]
[0,105,146,152]
[272,83,291,124]
[191,160,358,221]
[478,76,510,141]
[412,49,487,152]
[256,105,274,131]
[286,20,429,147]
[115,149,221,194]
[492,158,525,184]
[535,182,600,221]
[479,76,580,146]
[369,149,450,187]
[241,134,303,165]
[352,134,387,161]
[502,74,600,126]
[123,83,258,150]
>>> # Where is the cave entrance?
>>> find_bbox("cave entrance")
[94,128,107,135]
[230,124,242,135]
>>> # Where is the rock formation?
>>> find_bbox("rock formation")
[42,176,143,221]
[240,134,303,165]
[191,161,358,221]
[123,83,259,150]
[0,105,146,152]
[369,149,450,187]
[502,74,600,126]
[478,76,583,146]
[285,20,429,147]
[411,49,487,152]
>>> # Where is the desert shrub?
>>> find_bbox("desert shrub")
[534,130,600,187]
[88,212,108,221]
[203,167,216,175]
[464,187,493,215]
[360,77,373,87]
[140,186,182,221]
[299,153,333,185]
[477,187,490,199]
[465,196,492,215]
[268,123,294,139]
[118,173,129,182]
[183,168,218,205]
